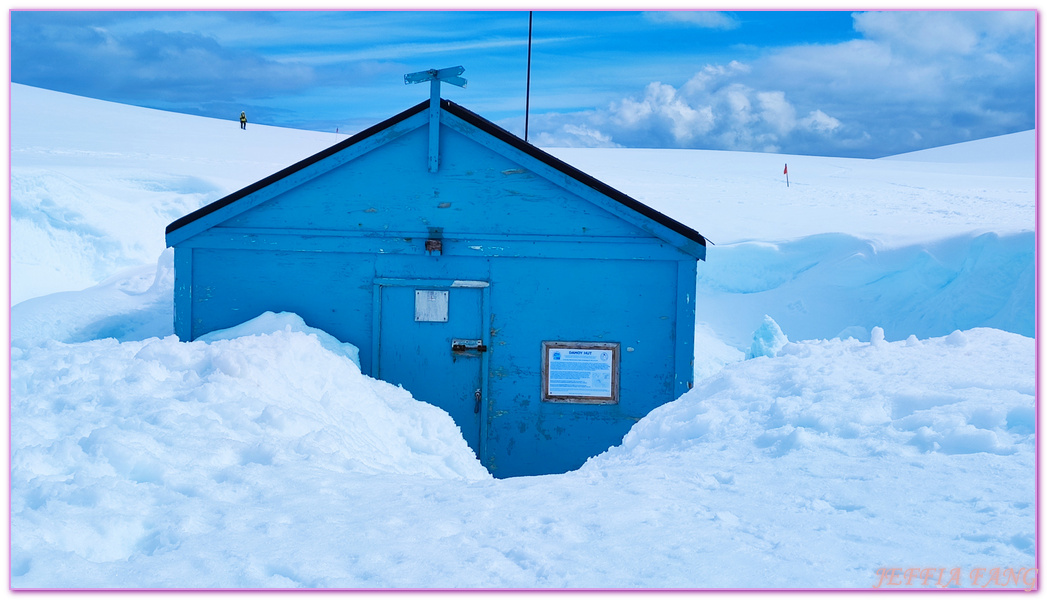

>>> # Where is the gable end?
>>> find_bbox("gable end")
[165,98,707,259]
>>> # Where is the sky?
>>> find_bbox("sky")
[9,9,1037,158]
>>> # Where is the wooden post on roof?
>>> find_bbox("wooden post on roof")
[404,66,468,173]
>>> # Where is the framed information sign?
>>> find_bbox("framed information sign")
[541,341,620,404]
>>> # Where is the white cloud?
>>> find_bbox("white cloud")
[682,61,750,94]
[800,110,841,135]
[607,82,715,146]
[643,11,740,30]
[853,11,980,55]
[539,61,843,154]
[723,86,753,125]
[551,124,621,148]
[761,39,891,85]
[530,10,1033,157]
[852,10,1033,56]
[755,91,796,137]
[529,115,622,148]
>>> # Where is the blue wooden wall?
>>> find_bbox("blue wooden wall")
[170,103,700,477]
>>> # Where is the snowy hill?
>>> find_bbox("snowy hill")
[11,83,348,304]
[9,85,1036,589]
[882,130,1035,174]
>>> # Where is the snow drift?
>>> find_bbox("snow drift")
[11,326,1033,588]
[10,83,346,304]
[697,230,1034,349]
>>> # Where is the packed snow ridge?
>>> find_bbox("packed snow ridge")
[9,84,1036,589]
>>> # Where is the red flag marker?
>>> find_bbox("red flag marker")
[784,163,789,187]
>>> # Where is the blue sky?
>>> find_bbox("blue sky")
[10,10,1036,158]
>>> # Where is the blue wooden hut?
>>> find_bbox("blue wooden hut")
[166,95,707,477]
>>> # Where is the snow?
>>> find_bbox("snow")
[747,315,788,359]
[695,230,1034,349]
[10,84,347,304]
[546,133,1034,247]
[198,311,361,369]
[9,84,1037,590]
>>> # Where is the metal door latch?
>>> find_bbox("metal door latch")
[474,389,482,414]
[451,339,487,353]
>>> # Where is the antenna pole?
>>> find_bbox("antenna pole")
[525,11,533,142]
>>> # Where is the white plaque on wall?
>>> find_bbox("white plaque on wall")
[415,290,449,322]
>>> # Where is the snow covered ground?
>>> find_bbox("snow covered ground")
[9,84,1037,590]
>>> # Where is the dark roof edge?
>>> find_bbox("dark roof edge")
[441,99,706,248]
[166,100,430,236]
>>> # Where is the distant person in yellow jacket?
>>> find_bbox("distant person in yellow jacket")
[240,111,247,130]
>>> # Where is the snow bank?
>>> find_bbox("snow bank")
[10,83,346,303]
[578,328,1034,587]
[12,328,1034,589]
[694,230,1034,352]
[199,311,361,368]
[12,249,175,348]
[12,327,489,584]
[618,328,1033,458]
